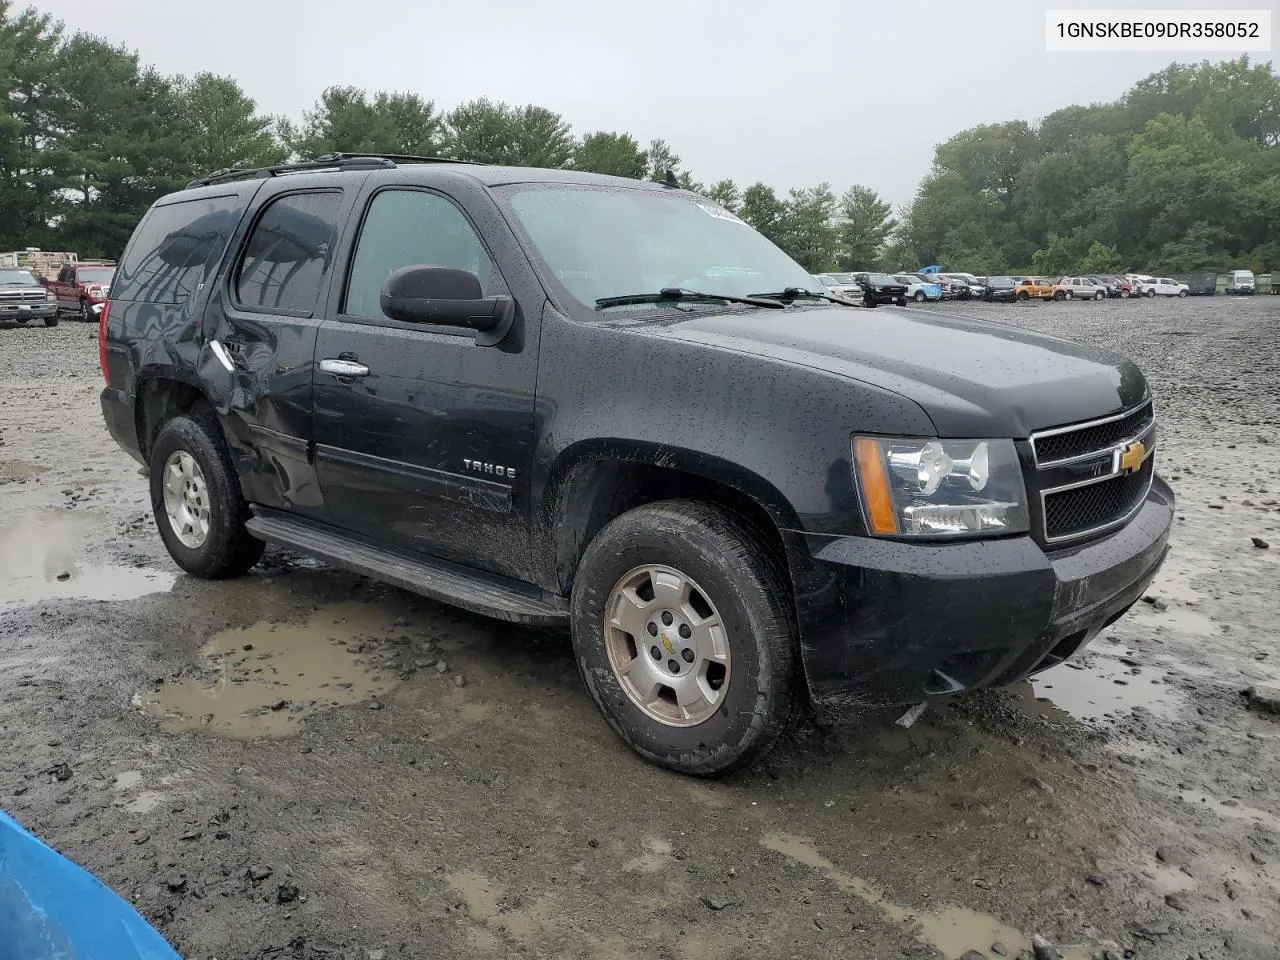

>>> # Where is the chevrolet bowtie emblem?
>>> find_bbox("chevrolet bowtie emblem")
[1119,440,1147,474]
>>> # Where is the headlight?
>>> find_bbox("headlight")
[852,436,1029,538]
[45,290,56,302]
[91,302,105,316]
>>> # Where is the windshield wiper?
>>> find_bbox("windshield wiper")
[751,287,860,305]
[595,288,785,310]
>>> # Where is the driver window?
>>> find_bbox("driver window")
[344,190,501,321]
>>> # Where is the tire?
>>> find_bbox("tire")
[149,414,264,579]
[80,301,92,323]
[1017,292,1029,302]
[569,500,798,777]
[913,291,925,302]
[1146,289,1155,298]
[1178,290,1187,298]
[895,297,907,307]
[44,315,57,327]
[1094,290,1105,300]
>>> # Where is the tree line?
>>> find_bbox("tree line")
[889,57,1280,276]
[2,2,1276,275]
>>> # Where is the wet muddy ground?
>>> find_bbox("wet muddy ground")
[2,297,1279,960]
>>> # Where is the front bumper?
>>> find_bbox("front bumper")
[0,303,57,319]
[785,476,1174,706]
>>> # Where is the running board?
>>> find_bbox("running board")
[245,510,569,627]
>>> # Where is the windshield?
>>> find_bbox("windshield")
[77,267,115,283]
[867,273,898,285]
[987,276,1013,286]
[893,275,917,285]
[498,184,822,310]
[0,269,40,286]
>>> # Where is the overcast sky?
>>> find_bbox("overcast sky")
[30,0,1271,208]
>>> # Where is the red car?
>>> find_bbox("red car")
[46,260,116,321]
[1090,275,1134,298]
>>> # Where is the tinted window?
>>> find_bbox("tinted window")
[76,267,115,283]
[344,190,499,320]
[113,195,239,304]
[236,192,342,314]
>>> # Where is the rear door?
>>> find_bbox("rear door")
[203,177,362,520]
[311,180,538,582]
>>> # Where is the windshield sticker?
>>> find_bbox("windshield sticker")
[696,202,749,226]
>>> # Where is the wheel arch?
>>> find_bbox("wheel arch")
[537,440,800,598]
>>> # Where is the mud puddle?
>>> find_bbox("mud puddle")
[761,834,1091,960]
[143,602,406,739]
[0,509,175,608]
[1029,649,1182,724]
[0,460,49,482]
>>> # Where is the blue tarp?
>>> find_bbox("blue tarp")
[0,810,181,960]
[918,264,943,274]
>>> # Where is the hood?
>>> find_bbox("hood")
[642,305,1148,438]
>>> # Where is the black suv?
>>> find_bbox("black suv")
[99,154,1173,775]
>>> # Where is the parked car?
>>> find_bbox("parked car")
[852,271,909,306]
[99,153,1173,775]
[1061,276,1108,301]
[814,273,863,300]
[1089,275,1133,298]
[1014,278,1056,301]
[982,276,1018,302]
[48,260,116,321]
[942,272,986,299]
[1135,277,1189,298]
[893,274,943,302]
[1225,269,1256,295]
[0,266,59,326]
[924,274,969,299]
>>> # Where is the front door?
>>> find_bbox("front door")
[311,186,537,582]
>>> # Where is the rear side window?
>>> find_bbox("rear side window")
[343,189,500,320]
[112,195,239,304]
[235,191,343,314]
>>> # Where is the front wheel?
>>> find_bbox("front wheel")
[1146,289,1156,298]
[1095,290,1105,300]
[1017,292,1029,302]
[44,315,58,327]
[1178,290,1187,298]
[80,301,93,323]
[570,501,798,777]
[913,291,925,302]
[149,414,265,579]
[894,297,907,307]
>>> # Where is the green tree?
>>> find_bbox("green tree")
[444,99,572,167]
[738,182,787,246]
[644,138,683,182]
[175,73,284,173]
[836,185,895,269]
[290,86,441,159]
[573,131,646,178]
[779,184,837,271]
[702,179,740,212]
[1077,240,1125,274]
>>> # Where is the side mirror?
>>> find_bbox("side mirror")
[379,265,515,346]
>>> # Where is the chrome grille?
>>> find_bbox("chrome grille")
[1044,458,1154,540]
[1032,401,1153,466]
[1029,401,1157,545]
[0,290,46,303]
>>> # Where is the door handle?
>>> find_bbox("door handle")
[319,358,370,379]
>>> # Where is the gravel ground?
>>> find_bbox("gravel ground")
[1,296,1278,960]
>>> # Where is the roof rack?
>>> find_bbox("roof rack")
[185,152,477,190]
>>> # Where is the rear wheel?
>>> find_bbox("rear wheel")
[570,501,798,776]
[149,414,264,579]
